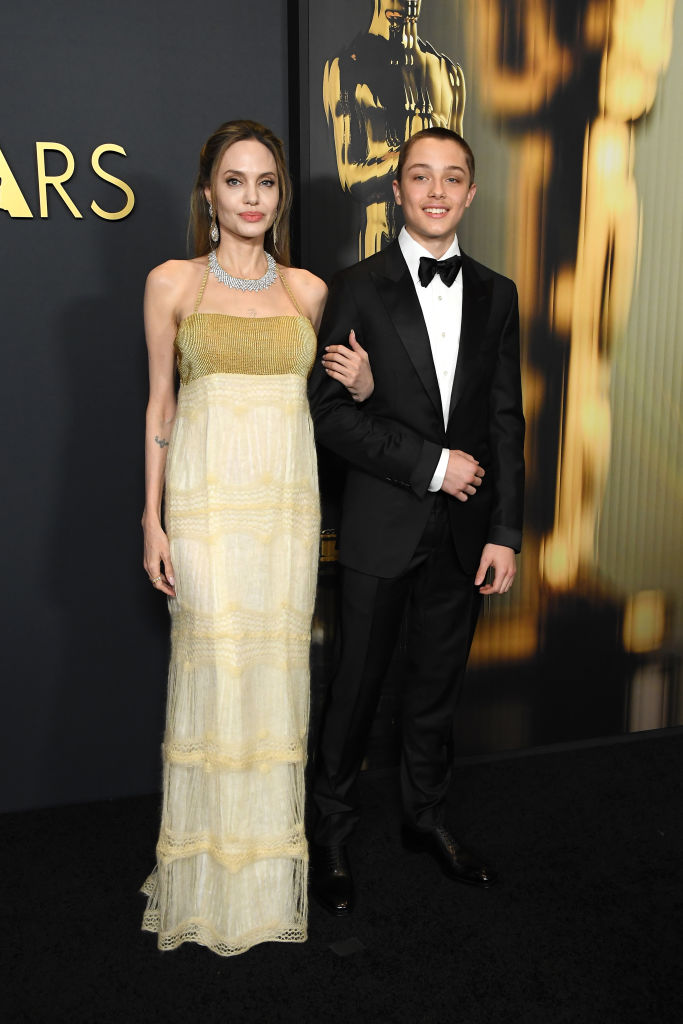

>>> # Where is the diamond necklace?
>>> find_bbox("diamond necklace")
[208,249,277,292]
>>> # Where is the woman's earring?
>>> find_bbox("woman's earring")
[208,202,219,244]
[271,217,278,252]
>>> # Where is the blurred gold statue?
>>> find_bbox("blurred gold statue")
[475,0,673,591]
[323,0,466,258]
[541,0,674,588]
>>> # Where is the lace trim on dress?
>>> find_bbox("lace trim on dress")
[163,737,306,770]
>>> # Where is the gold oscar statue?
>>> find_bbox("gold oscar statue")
[541,0,674,591]
[471,0,677,737]
[475,0,673,595]
[323,0,466,259]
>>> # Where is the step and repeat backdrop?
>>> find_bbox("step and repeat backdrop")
[296,0,682,767]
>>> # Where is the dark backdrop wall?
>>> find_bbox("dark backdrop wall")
[0,0,289,812]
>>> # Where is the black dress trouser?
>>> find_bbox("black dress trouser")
[312,493,482,844]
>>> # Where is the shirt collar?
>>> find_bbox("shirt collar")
[398,226,461,279]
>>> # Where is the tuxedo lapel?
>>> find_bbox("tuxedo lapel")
[447,251,489,423]
[370,242,442,422]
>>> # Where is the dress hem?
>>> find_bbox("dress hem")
[141,908,307,957]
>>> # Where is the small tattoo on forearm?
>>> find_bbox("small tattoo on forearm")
[154,435,169,449]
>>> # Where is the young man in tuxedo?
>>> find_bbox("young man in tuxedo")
[308,127,525,915]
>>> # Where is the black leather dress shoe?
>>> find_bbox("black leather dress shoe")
[310,843,355,916]
[402,825,498,887]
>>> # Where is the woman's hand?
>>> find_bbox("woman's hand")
[322,329,374,402]
[142,515,176,597]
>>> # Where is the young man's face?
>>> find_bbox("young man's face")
[393,136,476,256]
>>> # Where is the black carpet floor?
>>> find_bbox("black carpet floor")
[3,732,683,1024]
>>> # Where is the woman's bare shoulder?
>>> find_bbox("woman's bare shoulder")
[285,266,327,302]
[286,266,327,294]
[146,257,206,293]
[282,266,328,329]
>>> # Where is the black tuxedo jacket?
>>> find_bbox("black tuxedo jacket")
[309,240,525,578]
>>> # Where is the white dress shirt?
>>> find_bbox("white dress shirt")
[397,226,462,492]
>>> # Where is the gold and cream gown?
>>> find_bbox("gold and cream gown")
[141,266,320,956]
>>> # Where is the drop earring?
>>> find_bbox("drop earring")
[208,202,219,244]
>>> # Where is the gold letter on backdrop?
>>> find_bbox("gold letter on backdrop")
[90,144,135,220]
[36,143,82,218]
[0,148,33,218]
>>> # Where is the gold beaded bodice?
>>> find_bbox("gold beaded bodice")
[174,265,317,385]
[175,313,316,384]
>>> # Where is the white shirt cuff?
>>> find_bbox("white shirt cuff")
[428,448,450,492]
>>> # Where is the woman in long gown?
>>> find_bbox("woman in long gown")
[140,120,371,956]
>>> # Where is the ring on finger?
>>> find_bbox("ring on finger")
[150,575,162,584]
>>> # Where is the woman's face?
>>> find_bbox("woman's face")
[205,139,279,244]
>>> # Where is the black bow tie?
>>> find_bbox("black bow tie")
[418,254,462,288]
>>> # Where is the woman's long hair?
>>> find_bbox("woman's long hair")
[188,120,292,266]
